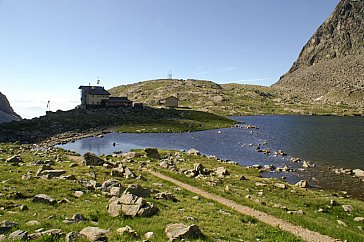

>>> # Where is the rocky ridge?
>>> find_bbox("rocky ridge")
[0,92,21,124]
[274,0,364,107]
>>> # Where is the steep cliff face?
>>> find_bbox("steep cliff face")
[274,0,364,107]
[0,92,21,124]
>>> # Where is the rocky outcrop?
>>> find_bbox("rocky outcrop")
[274,0,364,108]
[0,92,21,124]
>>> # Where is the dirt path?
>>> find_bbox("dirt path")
[148,170,337,242]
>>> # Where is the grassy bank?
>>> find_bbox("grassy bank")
[0,107,235,144]
[0,143,301,241]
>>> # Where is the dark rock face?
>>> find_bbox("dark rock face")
[274,0,364,107]
[0,92,21,124]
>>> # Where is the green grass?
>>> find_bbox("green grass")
[0,143,302,241]
[149,151,364,242]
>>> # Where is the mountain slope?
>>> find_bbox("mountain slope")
[109,79,282,116]
[274,0,364,107]
[0,92,21,124]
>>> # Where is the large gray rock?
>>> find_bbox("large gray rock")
[0,220,19,234]
[84,153,105,166]
[116,226,139,239]
[342,205,353,212]
[79,227,108,242]
[154,192,177,202]
[165,223,203,240]
[353,169,364,178]
[111,165,136,179]
[107,193,158,218]
[144,148,160,159]
[36,169,66,178]
[123,184,151,198]
[63,214,87,224]
[32,194,56,205]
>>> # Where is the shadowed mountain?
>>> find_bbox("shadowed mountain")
[0,92,21,124]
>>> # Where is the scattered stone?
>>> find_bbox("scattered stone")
[65,231,85,242]
[187,148,201,156]
[329,200,338,206]
[274,183,287,189]
[64,214,87,224]
[25,220,40,226]
[255,182,267,187]
[32,194,56,205]
[74,191,84,198]
[165,223,202,240]
[144,232,155,239]
[0,220,19,234]
[354,217,364,223]
[191,196,199,200]
[154,192,177,202]
[5,155,22,164]
[342,205,353,212]
[337,220,348,227]
[8,230,28,241]
[36,169,66,178]
[123,184,151,198]
[144,148,160,159]
[69,163,78,168]
[79,227,108,242]
[0,235,6,241]
[60,175,76,180]
[215,167,229,178]
[287,210,304,215]
[19,205,28,211]
[84,152,105,166]
[116,225,139,239]
[123,152,142,159]
[41,229,63,237]
[239,175,247,180]
[295,180,309,188]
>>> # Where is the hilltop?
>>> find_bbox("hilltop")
[0,92,21,124]
[109,79,362,116]
[274,0,364,108]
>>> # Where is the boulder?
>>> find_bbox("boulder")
[0,220,19,234]
[32,194,56,205]
[100,179,123,193]
[122,152,142,159]
[63,214,87,224]
[342,205,353,212]
[65,231,85,242]
[107,193,158,218]
[5,155,22,163]
[165,223,202,240]
[354,217,364,223]
[187,148,201,156]
[36,169,66,178]
[274,183,287,189]
[353,169,364,178]
[116,226,139,239]
[215,167,229,178]
[154,192,177,202]
[79,227,108,242]
[144,232,155,240]
[123,184,150,198]
[337,220,348,227]
[144,148,160,159]
[84,152,105,166]
[295,180,309,188]
[8,230,28,241]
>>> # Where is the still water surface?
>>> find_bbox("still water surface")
[58,115,364,197]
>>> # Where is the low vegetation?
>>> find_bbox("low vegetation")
[0,107,235,144]
[0,143,303,241]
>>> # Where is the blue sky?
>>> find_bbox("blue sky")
[0,0,340,118]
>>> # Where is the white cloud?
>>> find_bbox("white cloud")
[217,66,238,72]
